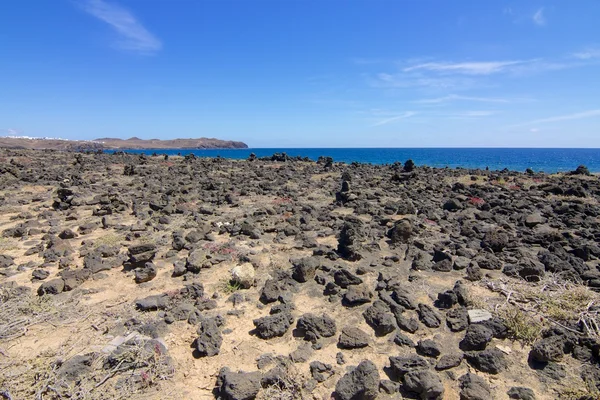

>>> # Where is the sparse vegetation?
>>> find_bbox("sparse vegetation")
[256,367,307,400]
[498,306,544,344]
[0,237,18,252]
[218,278,243,294]
[92,233,124,248]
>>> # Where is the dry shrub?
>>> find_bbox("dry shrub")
[486,274,600,342]
[497,306,544,344]
[256,366,307,400]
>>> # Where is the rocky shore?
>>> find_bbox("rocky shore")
[0,148,599,399]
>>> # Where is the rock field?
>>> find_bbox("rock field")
[1,149,600,399]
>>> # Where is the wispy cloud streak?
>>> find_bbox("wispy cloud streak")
[572,48,600,60]
[509,109,600,128]
[82,0,162,54]
[533,8,546,26]
[372,111,416,126]
[414,94,509,104]
[404,60,526,75]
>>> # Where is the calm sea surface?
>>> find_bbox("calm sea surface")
[111,148,600,173]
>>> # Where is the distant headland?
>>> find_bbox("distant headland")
[0,136,248,151]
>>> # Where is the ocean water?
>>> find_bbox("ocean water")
[112,148,600,173]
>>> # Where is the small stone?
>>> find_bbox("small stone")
[467,309,492,323]
[338,326,370,349]
[416,339,442,358]
[231,263,255,289]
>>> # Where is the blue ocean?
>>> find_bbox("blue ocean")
[114,148,600,173]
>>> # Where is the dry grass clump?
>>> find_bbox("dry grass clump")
[218,277,243,294]
[486,274,600,341]
[256,367,308,400]
[0,237,18,252]
[0,338,173,400]
[497,306,544,344]
[92,233,124,248]
[0,288,60,341]
[558,385,600,400]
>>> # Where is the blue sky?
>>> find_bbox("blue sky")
[1,0,599,147]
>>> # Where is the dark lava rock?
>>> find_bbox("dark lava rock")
[334,360,380,400]
[464,348,508,374]
[474,253,502,270]
[58,229,78,240]
[503,259,545,282]
[309,361,334,382]
[436,289,458,309]
[443,198,462,211]
[185,248,211,273]
[507,386,536,400]
[572,165,591,176]
[134,262,157,283]
[418,304,442,328]
[32,269,50,280]
[392,286,418,310]
[363,300,397,336]
[388,219,413,244]
[481,230,509,252]
[432,259,452,272]
[529,335,566,363]
[394,331,416,348]
[334,268,363,288]
[289,343,313,363]
[240,221,261,239]
[416,339,442,358]
[459,373,491,400]
[195,317,223,357]
[37,278,64,295]
[343,284,373,306]
[389,354,428,377]
[60,268,92,291]
[291,257,318,283]
[337,218,364,261]
[216,367,261,400]
[338,326,370,349]
[253,312,294,339]
[446,307,469,332]
[0,254,15,269]
[396,314,420,334]
[260,270,297,303]
[459,324,493,351]
[435,353,463,370]
[379,379,400,394]
[296,313,337,341]
[465,264,483,281]
[403,369,445,400]
[479,317,509,339]
[128,243,156,264]
[57,353,94,381]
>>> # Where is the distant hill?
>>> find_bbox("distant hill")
[0,136,248,151]
[95,137,248,149]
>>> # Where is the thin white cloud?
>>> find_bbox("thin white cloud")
[457,111,496,117]
[82,0,162,54]
[373,72,478,90]
[372,111,416,126]
[510,109,600,127]
[414,94,509,104]
[533,7,546,26]
[572,48,600,60]
[403,60,526,75]
[529,109,600,124]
